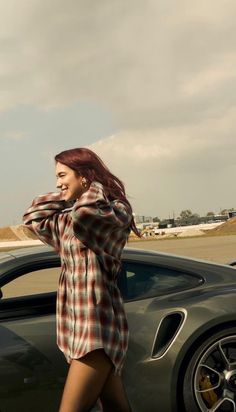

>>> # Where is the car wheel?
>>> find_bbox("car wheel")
[183,327,236,412]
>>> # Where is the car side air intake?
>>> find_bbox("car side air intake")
[151,311,186,358]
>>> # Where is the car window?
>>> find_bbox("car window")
[118,262,202,301]
[2,267,60,299]
[1,260,202,300]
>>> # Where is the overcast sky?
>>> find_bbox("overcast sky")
[1,0,236,226]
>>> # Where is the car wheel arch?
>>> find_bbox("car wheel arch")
[174,321,236,412]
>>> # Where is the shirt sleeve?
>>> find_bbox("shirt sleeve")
[71,182,132,255]
[22,192,68,251]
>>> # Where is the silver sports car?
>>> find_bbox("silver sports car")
[1,246,236,412]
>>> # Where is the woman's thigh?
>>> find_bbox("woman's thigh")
[59,349,113,412]
[100,372,132,412]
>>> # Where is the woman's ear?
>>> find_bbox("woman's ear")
[81,178,88,189]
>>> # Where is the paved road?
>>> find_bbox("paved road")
[1,235,236,264]
[128,234,236,264]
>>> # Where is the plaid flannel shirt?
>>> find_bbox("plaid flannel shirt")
[23,181,132,373]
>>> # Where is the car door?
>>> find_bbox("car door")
[0,260,68,412]
[118,258,203,412]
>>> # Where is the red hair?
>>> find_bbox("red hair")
[55,148,141,237]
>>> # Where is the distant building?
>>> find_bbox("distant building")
[134,215,145,224]
[144,216,153,223]
[228,211,236,219]
[134,215,153,224]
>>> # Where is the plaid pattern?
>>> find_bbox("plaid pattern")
[23,182,132,373]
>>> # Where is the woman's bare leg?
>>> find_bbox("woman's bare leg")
[59,349,113,412]
[99,371,132,412]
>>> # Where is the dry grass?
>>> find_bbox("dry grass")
[2,218,236,248]
[0,227,19,241]
[206,217,236,235]
[0,225,37,242]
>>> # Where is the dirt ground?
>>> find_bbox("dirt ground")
[128,235,236,264]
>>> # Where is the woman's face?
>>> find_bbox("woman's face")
[55,162,85,201]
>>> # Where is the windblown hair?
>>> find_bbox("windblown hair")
[55,147,141,237]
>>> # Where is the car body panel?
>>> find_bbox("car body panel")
[0,315,66,412]
[1,246,236,411]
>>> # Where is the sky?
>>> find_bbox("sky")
[1,0,236,226]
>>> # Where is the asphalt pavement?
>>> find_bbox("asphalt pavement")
[128,234,236,264]
[1,235,236,265]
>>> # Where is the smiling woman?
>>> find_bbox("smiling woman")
[23,147,141,412]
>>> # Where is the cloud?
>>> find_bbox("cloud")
[1,130,28,140]
[92,105,236,171]
[90,106,236,217]
[1,1,236,224]
[0,102,115,226]
[1,0,236,130]
[182,53,236,97]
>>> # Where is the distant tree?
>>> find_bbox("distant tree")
[221,209,228,215]
[179,209,193,219]
[153,216,160,222]
[178,209,200,226]
[206,211,214,216]
[190,213,201,225]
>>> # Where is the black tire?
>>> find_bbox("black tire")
[183,327,236,412]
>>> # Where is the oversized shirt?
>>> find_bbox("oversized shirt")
[23,181,132,374]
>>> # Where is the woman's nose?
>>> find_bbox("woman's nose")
[56,179,62,188]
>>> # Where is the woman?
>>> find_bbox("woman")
[23,148,140,412]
